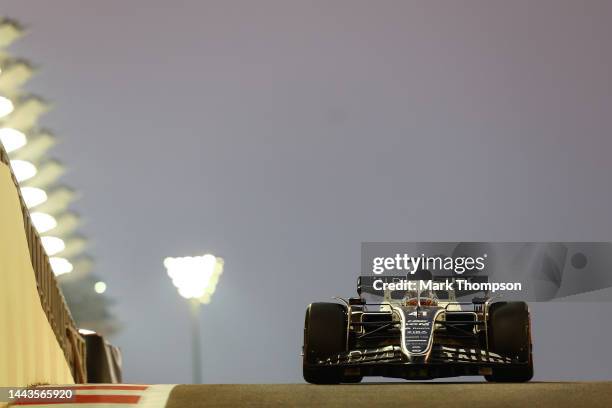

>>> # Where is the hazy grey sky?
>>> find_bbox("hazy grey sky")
[4,1,612,383]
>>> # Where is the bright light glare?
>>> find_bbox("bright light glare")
[49,257,73,276]
[94,281,107,294]
[10,159,37,182]
[0,96,14,118]
[78,328,96,335]
[41,236,65,256]
[21,186,47,208]
[164,254,224,302]
[0,128,27,153]
[30,212,57,233]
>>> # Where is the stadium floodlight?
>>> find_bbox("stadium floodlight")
[32,186,75,215]
[1,96,48,130]
[164,254,224,303]
[0,95,14,118]
[10,130,56,162]
[41,236,65,256]
[0,127,26,153]
[30,212,57,233]
[164,253,224,384]
[20,186,47,208]
[94,281,107,294]
[23,160,65,189]
[49,257,73,276]
[10,159,36,182]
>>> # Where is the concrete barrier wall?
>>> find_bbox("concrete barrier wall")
[0,162,74,386]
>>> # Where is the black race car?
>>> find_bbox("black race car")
[302,275,533,383]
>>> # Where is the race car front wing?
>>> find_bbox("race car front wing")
[317,345,513,366]
[313,345,522,379]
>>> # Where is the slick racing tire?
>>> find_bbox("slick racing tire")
[484,301,534,382]
[303,302,351,384]
[340,374,364,384]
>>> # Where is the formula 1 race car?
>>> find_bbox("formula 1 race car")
[302,274,533,383]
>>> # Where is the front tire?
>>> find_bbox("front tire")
[341,375,363,383]
[484,301,534,382]
[303,302,347,384]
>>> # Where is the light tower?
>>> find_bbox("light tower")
[164,254,224,383]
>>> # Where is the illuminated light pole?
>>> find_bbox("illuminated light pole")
[22,160,65,190]
[30,211,57,233]
[0,95,13,117]
[40,235,65,256]
[0,127,26,152]
[94,281,107,294]
[164,254,224,383]
[10,158,36,181]
[2,96,49,130]
[32,186,75,214]
[10,130,56,162]
[20,186,47,208]
[49,256,73,276]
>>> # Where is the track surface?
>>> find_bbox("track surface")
[166,382,612,408]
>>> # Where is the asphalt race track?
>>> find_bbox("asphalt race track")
[165,382,612,408]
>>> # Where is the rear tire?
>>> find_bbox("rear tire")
[303,302,347,384]
[484,301,533,382]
